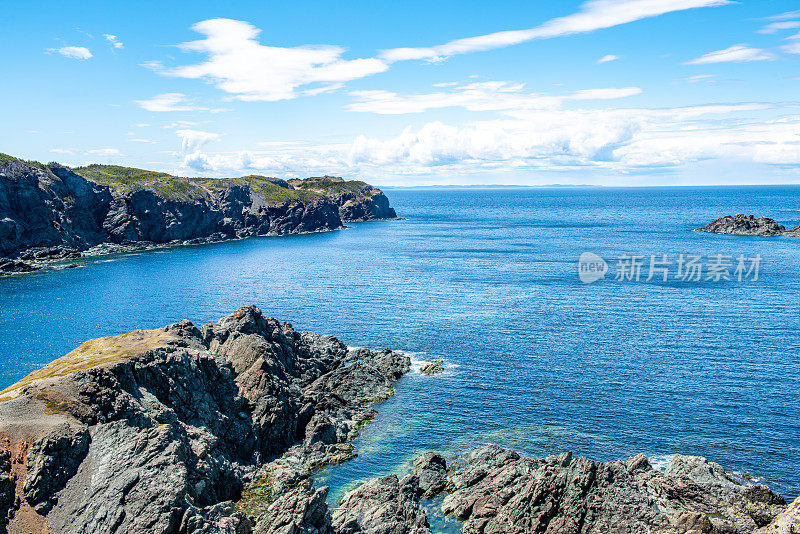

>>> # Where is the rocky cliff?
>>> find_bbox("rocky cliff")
[0,306,410,534]
[698,214,800,237]
[0,156,397,274]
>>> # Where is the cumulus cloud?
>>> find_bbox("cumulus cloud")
[380,0,730,62]
[176,129,221,152]
[104,34,124,49]
[684,44,776,64]
[170,100,800,181]
[346,81,641,114]
[159,18,389,101]
[597,54,619,63]
[135,93,211,112]
[47,46,92,60]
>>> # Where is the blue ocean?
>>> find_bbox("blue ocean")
[1,186,798,509]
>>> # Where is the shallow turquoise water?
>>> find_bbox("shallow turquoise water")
[1,187,798,510]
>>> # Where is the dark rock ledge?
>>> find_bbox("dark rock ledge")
[0,157,398,275]
[697,214,800,237]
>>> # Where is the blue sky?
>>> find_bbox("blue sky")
[2,0,799,185]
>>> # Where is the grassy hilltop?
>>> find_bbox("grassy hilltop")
[72,164,369,204]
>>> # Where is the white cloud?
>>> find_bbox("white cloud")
[86,148,122,157]
[177,129,221,152]
[380,0,730,62]
[680,74,716,83]
[597,54,619,63]
[684,44,776,64]
[782,42,800,55]
[50,148,74,155]
[347,81,641,114]
[47,46,92,60]
[765,10,800,21]
[171,101,800,180]
[758,21,800,34]
[159,18,389,101]
[104,34,124,49]
[129,138,156,144]
[135,93,210,112]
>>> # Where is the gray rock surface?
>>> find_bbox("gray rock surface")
[434,445,786,534]
[0,306,410,534]
[0,159,397,274]
[412,453,447,498]
[697,214,800,237]
[253,481,331,534]
[331,474,431,534]
[755,495,800,534]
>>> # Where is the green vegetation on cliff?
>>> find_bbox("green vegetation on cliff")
[71,164,360,204]
[290,175,370,194]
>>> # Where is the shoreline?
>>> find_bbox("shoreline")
[0,217,406,277]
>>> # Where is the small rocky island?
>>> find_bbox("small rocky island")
[0,154,397,274]
[697,213,800,237]
[1,306,798,534]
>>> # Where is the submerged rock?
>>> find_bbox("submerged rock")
[419,360,444,376]
[697,214,800,237]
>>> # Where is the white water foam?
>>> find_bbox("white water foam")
[648,454,675,472]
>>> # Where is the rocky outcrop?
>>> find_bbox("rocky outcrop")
[0,306,410,534]
[0,158,397,274]
[318,445,790,534]
[428,445,787,534]
[288,176,396,223]
[697,214,800,237]
[332,474,431,534]
[756,496,800,534]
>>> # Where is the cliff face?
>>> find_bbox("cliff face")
[0,158,397,272]
[0,306,410,534]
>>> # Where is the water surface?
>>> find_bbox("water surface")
[1,186,798,507]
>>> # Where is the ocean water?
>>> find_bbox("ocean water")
[1,187,799,511]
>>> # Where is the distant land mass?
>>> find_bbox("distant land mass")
[0,154,397,274]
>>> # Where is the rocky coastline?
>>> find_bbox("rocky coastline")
[697,214,800,237]
[0,155,397,275]
[0,305,797,534]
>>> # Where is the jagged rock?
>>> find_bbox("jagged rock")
[182,502,251,534]
[22,422,90,513]
[419,360,443,376]
[666,455,738,488]
[697,214,800,237]
[438,445,786,534]
[0,450,18,534]
[253,481,332,534]
[331,474,431,534]
[0,306,410,534]
[412,453,447,498]
[755,496,800,534]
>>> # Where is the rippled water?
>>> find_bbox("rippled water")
[1,187,799,509]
